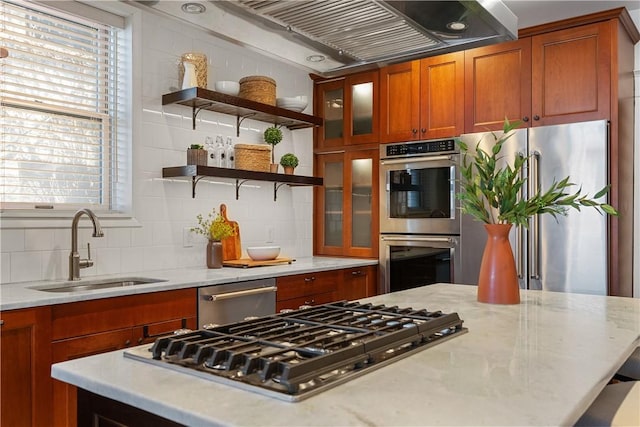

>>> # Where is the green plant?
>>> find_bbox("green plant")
[279,153,299,168]
[191,208,235,241]
[263,126,283,163]
[190,144,204,149]
[457,119,618,226]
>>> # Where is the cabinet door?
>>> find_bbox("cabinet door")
[0,307,52,427]
[380,61,421,143]
[52,328,135,427]
[315,79,345,149]
[315,149,378,257]
[420,52,465,139]
[464,38,532,132]
[531,22,611,126]
[344,71,379,145]
[339,266,378,301]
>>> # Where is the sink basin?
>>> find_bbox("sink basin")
[32,277,167,293]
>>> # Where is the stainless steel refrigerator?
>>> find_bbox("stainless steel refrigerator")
[459,120,610,295]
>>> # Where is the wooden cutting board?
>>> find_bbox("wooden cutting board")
[219,204,241,261]
[223,258,294,268]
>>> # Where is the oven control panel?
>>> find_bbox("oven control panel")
[383,138,456,158]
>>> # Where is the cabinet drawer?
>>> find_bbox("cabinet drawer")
[133,316,197,346]
[52,328,133,363]
[276,292,336,312]
[276,270,339,301]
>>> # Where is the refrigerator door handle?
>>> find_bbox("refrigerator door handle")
[516,152,526,279]
[530,150,541,280]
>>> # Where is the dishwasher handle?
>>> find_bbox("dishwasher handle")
[202,286,277,302]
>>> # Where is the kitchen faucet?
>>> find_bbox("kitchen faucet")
[69,208,104,281]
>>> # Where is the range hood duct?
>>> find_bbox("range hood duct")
[216,0,518,77]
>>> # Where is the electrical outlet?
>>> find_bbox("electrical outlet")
[267,227,275,243]
[183,227,194,247]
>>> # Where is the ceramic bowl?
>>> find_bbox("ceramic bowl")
[215,80,240,96]
[276,96,308,112]
[246,246,281,261]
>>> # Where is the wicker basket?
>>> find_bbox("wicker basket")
[234,144,271,172]
[239,76,276,105]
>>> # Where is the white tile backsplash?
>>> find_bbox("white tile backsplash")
[0,9,314,285]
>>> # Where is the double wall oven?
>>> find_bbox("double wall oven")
[379,138,461,293]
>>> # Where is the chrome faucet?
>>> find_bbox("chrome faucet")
[69,208,104,281]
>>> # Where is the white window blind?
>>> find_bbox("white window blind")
[0,0,124,210]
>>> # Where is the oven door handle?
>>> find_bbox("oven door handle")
[202,286,277,302]
[380,155,455,165]
[381,235,456,243]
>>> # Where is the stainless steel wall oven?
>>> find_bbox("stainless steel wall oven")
[379,138,461,293]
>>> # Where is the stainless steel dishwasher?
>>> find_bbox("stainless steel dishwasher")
[197,278,277,328]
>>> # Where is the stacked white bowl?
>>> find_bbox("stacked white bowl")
[276,96,308,112]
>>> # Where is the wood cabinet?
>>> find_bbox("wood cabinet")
[0,306,52,427]
[276,265,378,311]
[276,270,341,311]
[380,52,464,142]
[314,148,379,258]
[315,71,379,149]
[51,289,197,427]
[338,266,378,301]
[464,38,532,132]
[465,21,611,132]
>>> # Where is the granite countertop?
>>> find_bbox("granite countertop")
[52,284,640,427]
[0,256,378,311]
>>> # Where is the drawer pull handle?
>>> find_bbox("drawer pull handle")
[351,270,363,276]
[203,286,277,301]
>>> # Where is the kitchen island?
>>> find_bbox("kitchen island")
[52,284,640,426]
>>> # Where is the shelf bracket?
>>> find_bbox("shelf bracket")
[192,103,214,130]
[235,179,250,200]
[191,176,206,198]
[274,182,288,201]
[236,113,257,137]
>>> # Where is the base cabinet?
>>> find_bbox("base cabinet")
[51,289,197,427]
[0,306,52,427]
[276,266,378,312]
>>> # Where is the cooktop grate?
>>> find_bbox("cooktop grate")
[124,301,467,401]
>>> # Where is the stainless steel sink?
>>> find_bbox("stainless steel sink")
[32,277,167,293]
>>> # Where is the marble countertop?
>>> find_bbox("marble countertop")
[52,284,640,427]
[0,256,378,311]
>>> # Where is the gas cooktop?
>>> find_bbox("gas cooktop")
[124,301,466,402]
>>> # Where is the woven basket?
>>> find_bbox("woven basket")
[239,76,276,105]
[234,144,271,172]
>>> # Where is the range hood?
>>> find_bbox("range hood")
[215,0,517,76]
[131,0,517,77]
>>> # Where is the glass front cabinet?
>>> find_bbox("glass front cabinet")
[314,71,379,149]
[314,149,379,258]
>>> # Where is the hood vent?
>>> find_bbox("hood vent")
[217,0,517,76]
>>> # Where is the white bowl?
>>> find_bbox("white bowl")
[247,246,281,261]
[276,96,308,112]
[215,80,240,96]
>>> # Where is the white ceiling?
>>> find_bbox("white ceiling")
[135,1,640,75]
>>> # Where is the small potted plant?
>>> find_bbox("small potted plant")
[263,125,283,172]
[191,208,236,268]
[279,153,299,175]
[187,143,207,166]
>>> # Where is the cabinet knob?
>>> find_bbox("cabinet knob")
[522,116,529,122]
[421,128,426,133]
[533,115,540,121]
[124,340,131,346]
[304,276,315,283]
[0,320,4,326]
[137,337,144,344]
[412,128,418,135]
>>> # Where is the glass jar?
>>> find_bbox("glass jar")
[179,52,208,89]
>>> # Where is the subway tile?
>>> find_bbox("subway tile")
[1,229,25,252]
[10,251,43,283]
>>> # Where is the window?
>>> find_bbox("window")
[0,0,126,212]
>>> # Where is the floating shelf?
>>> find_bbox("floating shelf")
[162,87,323,134]
[162,165,323,200]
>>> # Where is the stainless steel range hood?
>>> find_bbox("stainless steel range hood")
[215,0,517,76]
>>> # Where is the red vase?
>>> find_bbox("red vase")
[477,223,520,304]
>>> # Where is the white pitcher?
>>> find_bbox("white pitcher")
[181,62,198,89]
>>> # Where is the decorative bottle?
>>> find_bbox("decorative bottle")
[225,137,235,169]
[214,135,225,167]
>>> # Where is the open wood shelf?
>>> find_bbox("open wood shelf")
[162,165,323,200]
[162,87,323,133]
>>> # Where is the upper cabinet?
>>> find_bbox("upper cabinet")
[315,71,379,149]
[465,21,612,132]
[380,52,465,143]
[464,38,532,132]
